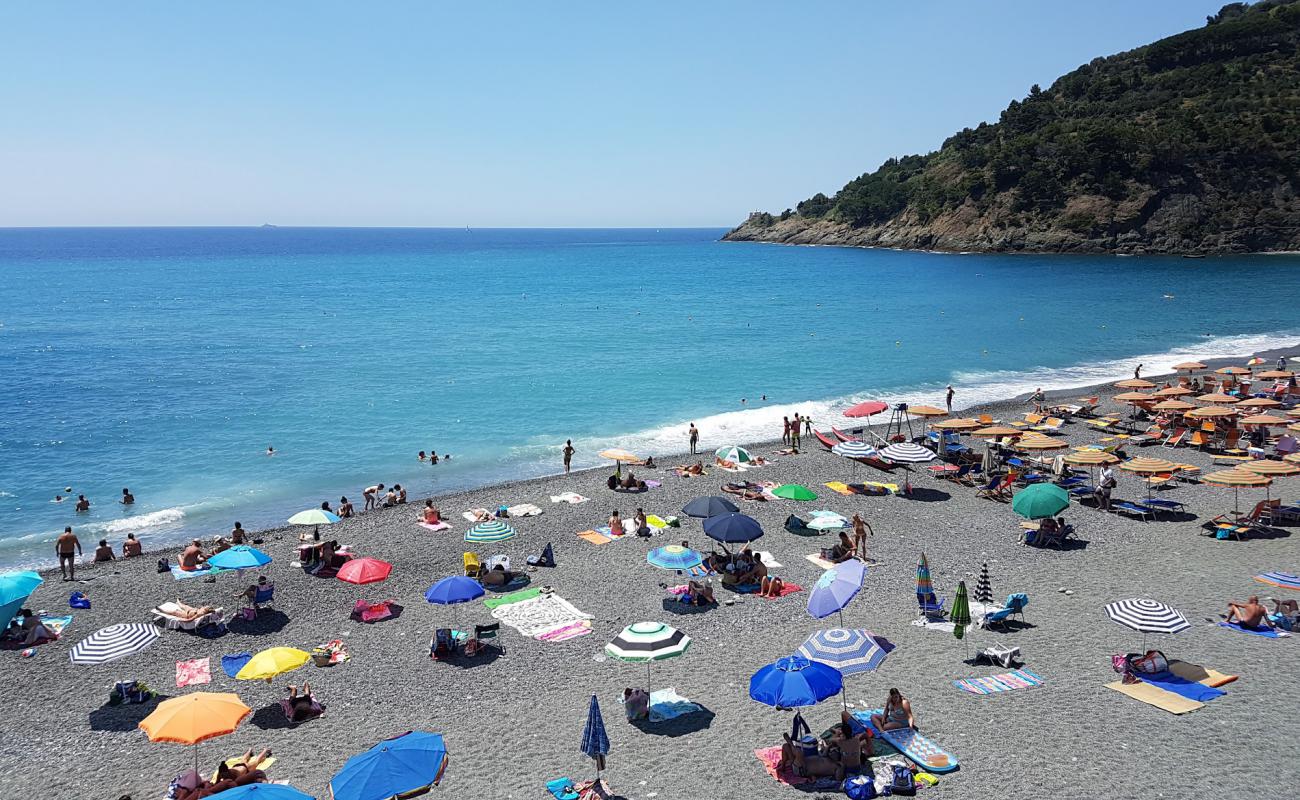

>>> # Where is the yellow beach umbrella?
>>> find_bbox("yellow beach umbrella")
[235,647,311,682]
[1152,399,1195,412]
[1186,406,1237,419]
[1172,361,1206,372]
[1154,386,1195,397]
[598,448,640,462]
[907,405,948,418]
[1196,392,1239,404]
[1116,379,1155,389]
[1120,457,1179,475]
[931,418,980,431]
[1240,413,1289,426]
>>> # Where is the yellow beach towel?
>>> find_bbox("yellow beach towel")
[577,530,611,546]
[1104,681,1203,715]
[825,482,855,496]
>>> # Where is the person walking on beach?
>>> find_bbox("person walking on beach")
[1096,464,1117,511]
[1029,387,1045,413]
[791,414,802,448]
[688,423,699,455]
[851,513,872,562]
[946,385,955,413]
[56,527,82,581]
[363,484,384,512]
[563,440,575,474]
[782,417,790,445]
[1134,364,1143,380]
[1278,355,1288,371]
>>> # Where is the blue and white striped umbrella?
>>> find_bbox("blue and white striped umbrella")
[832,441,878,459]
[646,545,704,571]
[69,623,160,665]
[465,519,516,543]
[1104,598,1189,635]
[1255,571,1300,591]
[581,695,610,763]
[879,442,936,463]
[797,628,896,676]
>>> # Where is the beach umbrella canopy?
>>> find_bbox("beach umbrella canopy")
[209,785,315,800]
[139,692,251,745]
[974,425,1022,438]
[703,512,764,544]
[749,655,843,708]
[682,496,738,518]
[1152,399,1195,412]
[844,401,888,418]
[1016,436,1068,451]
[1217,366,1250,375]
[1173,361,1206,371]
[1012,483,1069,520]
[1254,572,1300,591]
[1113,391,1154,402]
[1236,397,1283,408]
[931,418,980,431]
[880,442,936,463]
[1064,450,1119,467]
[1203,468,1273,487]
[424,576,485,605]
[974,562,993,605]
[1246,357,1268,367]
[907,405,948,418]
[69,623,160,665]
[236,647,310,681]
[597,448,639,463]
[714,445,752,464]
[1116,379,1155,389]
[646,545,704,571]
[771,483,818,501]
[1105,598,1189,635]
[950,581,972,643]
[330,731,449,800]
[797,629,895,676]
[1196,392,1239,404]
[206,546,272,571]
[336,557,392,585]
[465,519,516,543]
[808,559,867,621]
[0,570,43,629]
[1120,457,1180,475]
[605,621,691,687]
[287,509,340,526]
[1240,460,1300,476]
[1256,370,1294,380]
[1288,453,1300,464]
[1154,386,1195,397]
[832,441,878,459]
[1240,413,1290,426]
[581,696,610,772]
[1186,405,1237,419]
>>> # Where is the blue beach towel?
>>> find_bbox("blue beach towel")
[648,688,702,722]
[1138,671,1226,702]
[170,564,233,581]
[1218,621,1289,638]
[221,652,253,678]
[546,777,579,800]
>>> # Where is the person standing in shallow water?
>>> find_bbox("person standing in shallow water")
[946,385,955,413]
[563,440,575,474]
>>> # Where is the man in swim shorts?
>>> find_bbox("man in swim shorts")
[56,527,82,581]
[563,440,575,474]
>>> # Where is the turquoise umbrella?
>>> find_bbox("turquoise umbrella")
[1011,483,1069,520]
[207,546,272,571]
[465,519,516,544]
[0,570,43,629]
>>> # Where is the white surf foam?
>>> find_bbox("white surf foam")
[94,507,187,535]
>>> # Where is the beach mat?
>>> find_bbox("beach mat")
[954,668,1045,695]
[824,482,856,496]
[1218,621,1290,638]
[176,657,211,688]
[169,564,234,581]
[1168,660,1238,688]
[648,687,702,722]
[535,620,592,642]
[550,492,589,504]
[853,710,959,773]
[759,582,803,599]
[1105,680,1203,714]
[418,521,451,532]
[577,530,611,546]
[1138,671,1225,703]
[483,587,542,610]
[805,554,836,570]
[39,614,73,635]
[491,593,592,638]
[754,746,810,786]
[546,778,580,800]
[756,551,782,569]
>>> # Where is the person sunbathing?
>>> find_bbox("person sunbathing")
[684,580,715,605]
[830,532,856,563]
[870,688,914,731]
[285,682,322,722]
[828,719,871,775]
[1225,596,1274,629]
[178,540,207,571]
[758,575,785,598]
[13,610,57,645]
[169,600,218,621]
[480,564,517,587]
[778,732,844,781]
[421,500,442,524]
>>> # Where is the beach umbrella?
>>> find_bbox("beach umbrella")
[69,623,159,665]
[880,442,936,463]
[605,621,691,689]
[0,570,43,629]
[1064,450,1119,467]
[1120,456,1181,499]
[287,509,340,526]
[1016,436,1068,452]
[749,655,843,709]
[646,545,704,572]
[1256,370,1294,380]
[1246,357,1267,367]
[806,514,848,531]
[336,557,392,585]
[1217,366,1250,376]
[1152,399,1195,412]
[973,562,993,605]
[1254,572,1300,591]
[682,496,738,518]
[1197,392,1239,404]
[580,696,610,779]
[1240,460,1300,477]
[206,546,271,571]
[931,417,980,431]
[831,441,878,459]
[1105,598,1189,650]
[1116,379,1155,389]
[465,519,516,543]
[1154,386,1195,397]
[1186,405,1237,419]
[950,581,972,658]
[703,512,763,545]
[1012,483,1069,520]
[236,647,310,682]
[1236,397,1283,408]
[907,405,948,418]
[139,691,251,771]
[916,552,939,611]
[1203,468,1272,515]
[1288,453,1300,464]
[1113,391,1153,402]
[209,785,315,800]
[807,559,867,624]
[844,401,888,419]
[1240,413,1290,427]
[425,575,485,605]
[598,448,640,476]
[771,483,818,501]
[714,445,752,464]
[330,731,448,800]
[796,629,895,676]
[1172,361,1206,372]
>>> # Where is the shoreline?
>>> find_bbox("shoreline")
[34,340,1298,581]
[720,235,1300,258]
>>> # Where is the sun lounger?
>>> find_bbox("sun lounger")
[1138,498,1185,515]
[1161,427,1187,447]
[1033,417,1065,433]
[153,603,224,631]
[1113,501,1154,521]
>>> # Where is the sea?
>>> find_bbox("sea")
[1,227,1298,569]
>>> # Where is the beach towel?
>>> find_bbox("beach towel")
[666,585,690,596]
[805,554,837,570]
[38,615,72,636]
[755,551,782,569]
[954,668,1045,695]
[645,480,662,489]
[507,503,543,517]
[491,593,592,637]
[1105,680,1204,714]
[550,492,590,505]
[418,521,451,532]
[483,587,542,610]
[759,582,803,599]
[645,514,678,529]
[825,482,856,496]
[912,601,993,633]
[1138,671,1226,703]
[576,529,611,546]
[647,687,702,722]
[1219,621,1290,638]
[726,583,760,594]
[684,563,716,578]
[754,746,809,786]
[170,564,233,581]
[536,620,592,641]
[1168,660,1238,688]
[176,657,211,688]
[462,509,492,523]
[221,652,253,678]
[546,778,580,800]
[210,756,276,783]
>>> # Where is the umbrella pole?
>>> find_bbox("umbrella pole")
[646,660,652,692]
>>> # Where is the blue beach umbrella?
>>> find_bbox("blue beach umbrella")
[682,496,739,518]
[702,512,763,545]
[330,731,448,800]
[207,785,315,800]
[646,545,704,572]
[581,695,611,778]
[1255,571,1300,591]
[424,576,485,605]
[807,559,867,623]
[0,570,43,629]
[749,655,843,709]
[465,519,516,544]
[206,546,272,571]
[796,629,896,676]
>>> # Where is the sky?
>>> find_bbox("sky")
[0,1,1211,227]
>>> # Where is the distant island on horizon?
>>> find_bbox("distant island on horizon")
[725,1,1300,255]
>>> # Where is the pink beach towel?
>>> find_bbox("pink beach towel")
[418,521,451,532]
[176,657,211,688]
[754,746,808,785]
[759,582,803,600]
[536,621,592,642]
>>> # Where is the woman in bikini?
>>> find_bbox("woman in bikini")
[870,688,915,731]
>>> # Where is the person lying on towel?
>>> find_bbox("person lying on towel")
[683,579,715,605]
[1226,596,1275,629]
[480,563,519,587]
[777,732,844,782]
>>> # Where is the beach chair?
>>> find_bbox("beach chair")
[466,622,504,656]
[1139,498,1186,516]
[252,584,274,608]
[463,552,482,579]
[917,590,946,620]
[1033,417,1065,433]
[1188,430,1210,449]
[983,593,1029,630]
[977,414,998,425]
[975,474,1011,501]
[1161,428,1187,448]
[1113,501,1154,521]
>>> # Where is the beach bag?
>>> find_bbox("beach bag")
[844,774,877,799]
[1130,650,1168,675]
[890,764,917,796]
[69,591,90,610]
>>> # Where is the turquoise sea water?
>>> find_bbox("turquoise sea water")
[1,227,1298,568]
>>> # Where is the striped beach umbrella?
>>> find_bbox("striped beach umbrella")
[1254,572,1300,591]
[832,441,878,459]
[1105,598,1189,649]
[69,623,160,665]
[605,621,691,688]
[796,628,895,676]
[880,442,936,463]
[581,695,610,777]
[465,519,516,543]
[974,562,993,605]
[646,545,704,572]
[808,559,867,623]
[714,445,752,464]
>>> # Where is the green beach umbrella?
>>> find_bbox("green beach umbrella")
[465,519,516,544]
[1011,483,1069,520]
[950,581,972,659]
[714,445,753,464]
[772,484,818,501]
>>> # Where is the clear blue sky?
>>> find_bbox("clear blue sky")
[1,1,1210,227]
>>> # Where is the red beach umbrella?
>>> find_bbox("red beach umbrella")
[845,401,888,418]
[337,557,393,585]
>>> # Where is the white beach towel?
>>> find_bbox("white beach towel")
[550,492,590,504]
[910,601,994,633]
[756,551,782,569]
[507,503,543,517]
[491,594,593,638]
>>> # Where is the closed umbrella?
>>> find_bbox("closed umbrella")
[1012,483,1069,520]
[69,623,159,665]
[973,562,993,605]
[916,552,942,616]
[330,731,449,800]
[336,557,392,585]
[646,545,704,572]
[0,570,43,629]
[807,560,866,624]
[206,546,272,571]
[1254,572,1300,591]
[682,496,738,518]
[139,691,251,771]
[714,445,752,464]
[772,484,817,501]
[1105,598,1189,650]
[950,581,972,658]
[703,512,763,545]
[749,655,843,709]
[581,695,611,778]
[465,519,516,543]
[236,647,311,682]
[605,621,691,689]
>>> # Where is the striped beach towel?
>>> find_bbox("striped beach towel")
[954,668,1045,695]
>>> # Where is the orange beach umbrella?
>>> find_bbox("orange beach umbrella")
[1116,379,1155,389]
[140,691,251,770]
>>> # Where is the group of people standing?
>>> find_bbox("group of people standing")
[782,414,811,447]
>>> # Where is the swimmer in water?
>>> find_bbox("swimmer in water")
[266,446,275,456]
[53,495,64,503]
[121,487,134,505]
